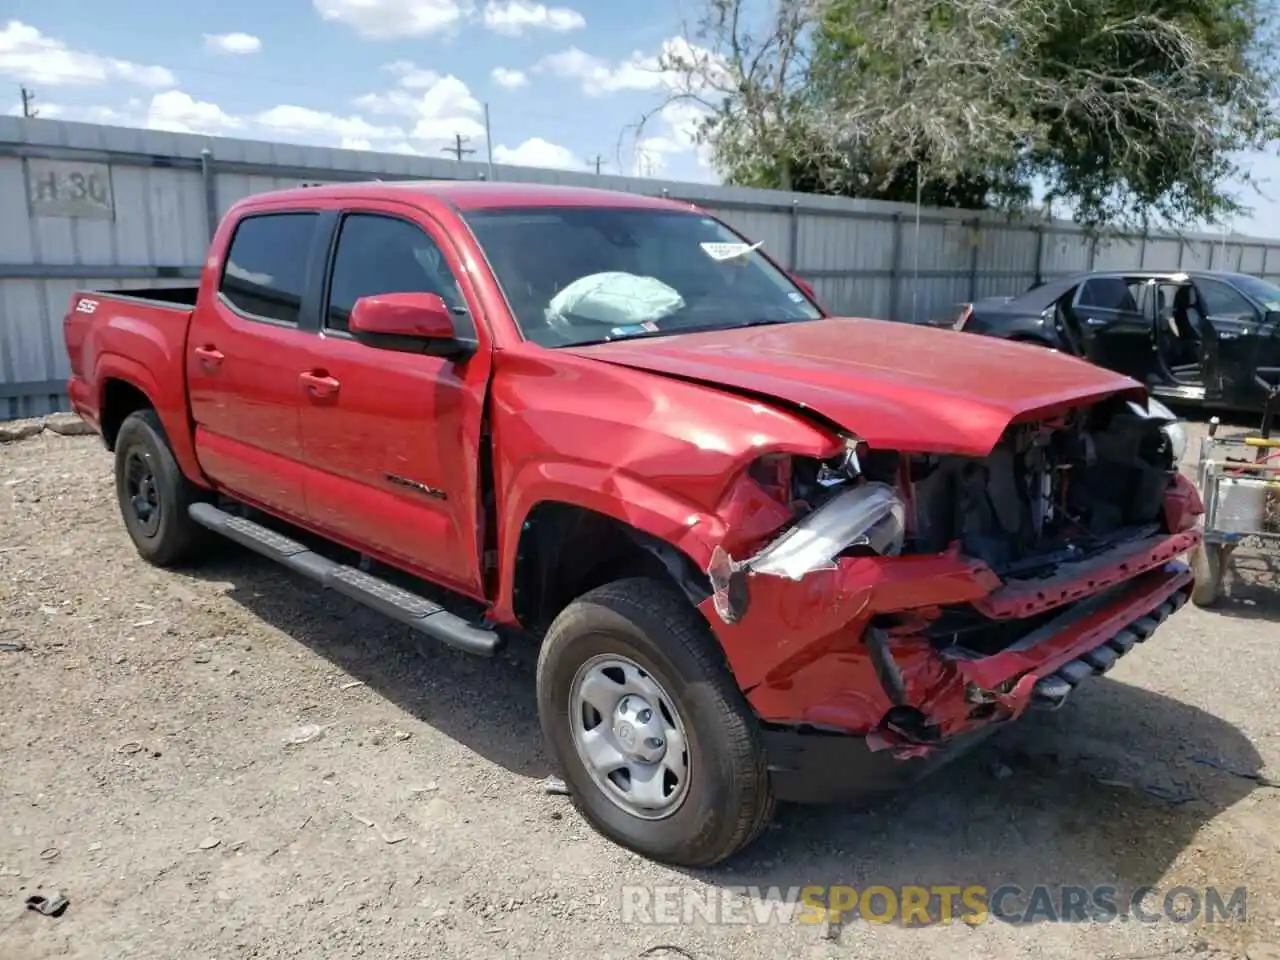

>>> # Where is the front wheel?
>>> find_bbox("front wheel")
[536,578,774,867]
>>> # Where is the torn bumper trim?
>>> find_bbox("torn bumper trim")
[949,561,1194,696]
[1028,585,1190,711]
[974,529,1201,620]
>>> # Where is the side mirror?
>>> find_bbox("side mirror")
[789,273,817,301]
[348,292,475,358]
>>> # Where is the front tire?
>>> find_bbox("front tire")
[114,409,210,567]
[536,577,774,868]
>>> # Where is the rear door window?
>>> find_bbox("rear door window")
[1075,277,1141,312]
[219,213,320,325]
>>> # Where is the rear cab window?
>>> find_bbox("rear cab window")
[218,212,320,325]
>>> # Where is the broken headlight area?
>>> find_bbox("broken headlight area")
[709,469,906,622]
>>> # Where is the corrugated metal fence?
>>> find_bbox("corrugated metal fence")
[3,115,1279,420]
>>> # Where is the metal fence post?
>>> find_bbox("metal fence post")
[1033,224,1045,286]
[787,199,799,270]
[888,213,903,322]
[967,218,981,302]
[199,148,218,242]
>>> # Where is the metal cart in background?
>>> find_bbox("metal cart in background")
[1190,368,1280,607]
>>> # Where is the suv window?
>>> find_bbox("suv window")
[219,213,319,325]
[1076,277,1141,312]
[1194,278,1255,318]
[325,213,468,333]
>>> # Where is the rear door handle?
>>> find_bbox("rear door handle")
[299,370,340,399]
[194,345,224,367]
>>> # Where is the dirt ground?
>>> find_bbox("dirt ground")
[2,419,1280,960]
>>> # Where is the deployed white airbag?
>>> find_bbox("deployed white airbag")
[546,272,684,328]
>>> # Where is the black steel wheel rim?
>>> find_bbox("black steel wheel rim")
[124,448,162,537]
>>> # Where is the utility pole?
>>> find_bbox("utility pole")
[483,103,494,180]
[20,86,38,118]
[585,154,607,175]
[441,133,476,162]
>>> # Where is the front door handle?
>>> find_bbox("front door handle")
[194,345,224,368]
[299,370,340,399]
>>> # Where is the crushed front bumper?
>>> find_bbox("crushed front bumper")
[699,521,1201,802]
[759,562,1193,803]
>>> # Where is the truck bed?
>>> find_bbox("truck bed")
[63,286,197,450]
[97,284,201,308]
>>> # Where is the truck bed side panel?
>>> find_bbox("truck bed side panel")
[63,291,205,484]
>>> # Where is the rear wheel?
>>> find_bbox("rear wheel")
[536,577,774,867]
[114,409,210,567]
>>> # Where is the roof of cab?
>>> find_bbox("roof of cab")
[241,179,700,212]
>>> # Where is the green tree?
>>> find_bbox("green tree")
[655,0,1280,228]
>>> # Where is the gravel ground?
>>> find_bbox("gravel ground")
[2,419,1279,960]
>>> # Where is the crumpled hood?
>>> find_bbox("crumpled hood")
[564,317,1145,457]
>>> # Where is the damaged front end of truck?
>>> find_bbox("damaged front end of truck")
[699,396,1203,803]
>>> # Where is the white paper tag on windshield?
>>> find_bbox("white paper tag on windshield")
[700,241,762,261]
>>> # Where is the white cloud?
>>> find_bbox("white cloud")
[312,0,472,39]
[536,36,727,98]
[535,46,664,97]
[493,136,577,169]
[257,104,401,142]
[490,66,527,89]
[204,32,262,55]
[341,137,374,151]
[148,90,240,135]
[482,1,584,36]
[0,20,175,88]
[355,63,485,145]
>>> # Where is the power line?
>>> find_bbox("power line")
[441,133,476,162]
[20,86,38,118]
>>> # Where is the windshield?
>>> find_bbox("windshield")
[462,207,824,347]
[1229,274,1280,311]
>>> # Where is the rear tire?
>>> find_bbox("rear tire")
[114,409,210,567]
[536,577,774,867]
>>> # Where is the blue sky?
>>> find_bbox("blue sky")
[3,0,1279,237]
[1,0,714,180]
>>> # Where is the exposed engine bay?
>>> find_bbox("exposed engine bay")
[862,397,1181,576]
[709,395,1187,624]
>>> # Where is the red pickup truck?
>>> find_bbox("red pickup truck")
[62,181,1203,867]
